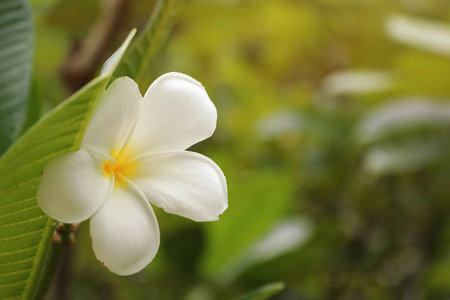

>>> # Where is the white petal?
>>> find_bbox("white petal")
[83,77,143,157]
[131,151,228,222]
[90,184,160,276]
[37,149,112,223]
[127,73,217,158]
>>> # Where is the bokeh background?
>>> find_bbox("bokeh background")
[30,0,450,299]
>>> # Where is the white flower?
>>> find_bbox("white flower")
[37,73,228,276]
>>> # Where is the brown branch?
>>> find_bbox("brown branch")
[60,0,133,93]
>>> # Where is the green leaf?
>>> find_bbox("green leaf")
[0,0,33,155]
[111,0,184,89]
[201,166,294,279]
[236,282,285,300]
[0,30,135,299]
[19,77,42,135]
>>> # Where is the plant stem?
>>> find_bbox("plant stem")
[28,222,77,300]
[32,242,64,300]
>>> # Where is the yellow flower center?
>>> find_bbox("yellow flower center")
[103,145,138,187]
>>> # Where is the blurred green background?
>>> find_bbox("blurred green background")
[30,0,450,299]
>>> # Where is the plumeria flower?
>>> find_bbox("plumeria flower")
[37,73,228,275]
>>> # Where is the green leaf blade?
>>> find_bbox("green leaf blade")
[201,169,294,279]
[0,79,105,300]
[20,78,43,135]
[0,0,33,155]
[0,31,135,299]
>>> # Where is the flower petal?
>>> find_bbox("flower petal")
[83,77,143,157]
[37,149,112,223]
[127,73,217,158]
[131,151,228,222]
[90,185,160,276]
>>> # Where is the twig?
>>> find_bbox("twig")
[60,0,133,93]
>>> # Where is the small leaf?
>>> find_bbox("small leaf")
[0,0,33,155]
[236,282,285,300]
[111,0,184,88]
[0,31,134,299]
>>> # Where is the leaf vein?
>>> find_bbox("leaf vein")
[0,227,45,243]
[0,214,47,229]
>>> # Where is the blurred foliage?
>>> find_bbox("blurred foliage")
[30,0,450,299]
